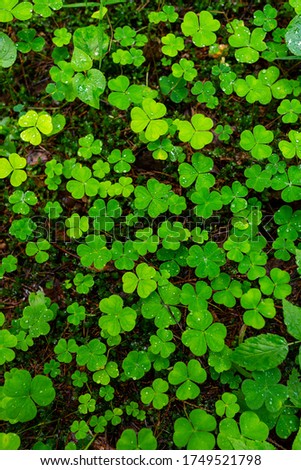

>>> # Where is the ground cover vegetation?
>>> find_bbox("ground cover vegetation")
[1,0,301,451]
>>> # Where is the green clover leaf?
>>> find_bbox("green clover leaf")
[99,294,137,336]
[182,309,227,356]
[242,368,288,413]
[122,350,151,380]
[187,242,226,279]
[181,11,220,47]
[131,99,168,141]
[211,273,242,308]
[173,409,216,450]
[174,114,213,150]
[76,339,107,371]
[1,369,55,423]
[77,235,111,270]
[66,165,99,199]
[141,378,169,409]
[215,392,240,418]
[122,263,157,299]
[134,178,171,218]
[54,338,78,363]
[168,359,207,400]
[240,287,276,329]
[0,153,27,187]
[20,291,54,338]
[19,111,53,145]
[178,153,214,188]
[161,33,184,57]
[240,125,273,160]
[117,428,157,450]
[141,282,181,328]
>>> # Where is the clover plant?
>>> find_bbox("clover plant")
[2,0,301,452]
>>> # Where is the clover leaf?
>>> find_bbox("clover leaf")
[187,242,226,279]
[253,5,277,32]
[134,178,171,218]
[18,111,53,145]
[133,227,159,256]
[259,268,292,299]
[20,291,54,338]
[279,130,301,159]
[54,338,78,363]
[108,148,135,173]
[168,359,207,400]
[191,188,223,218]
[148,5,178,24]
[173,409,216,450]
[242,368,288,413]
[174,114,214,150]
[228,22,266,63]
[159,74,188,103]
[141,378,169,410]
[172,58,197,82]
[1,369,55,423]
[181,11,220,47]
[76,339,107,372]
[277,99,301,123]
[211,273,242,308]
[0,330,17,366]
[240,125,273,160]
[217,411,270,449]
[99,294,137,336]
[52,27,71,47]
[77,134,102,160]
[66,302,86,326]
[66,165,99,199]
[180,281,212,312]
[88,198,121,232]
[0,433,20,450]
[149,328,176,358]
[122,263,157,299]
[271,165,301,202]
[0,153,27,187]
[0,0,32,22]
[141,282,181,328]
[9,190,37,214]
[244,165,272,192]
[16,28,45,53]
[111,240,139,270]
[240,287,275,329]
[178,153,214,188]
[182,309,227,356]
[234,67,292,105]
[117,428,157,450]
[77,235,111,270]
[161,33,184,57]
[215,392,240,418]
[131,98,168,141]
[25,238,50,263]
[191,80,218,109]
[122,350,151,380]
[158,221,190,250]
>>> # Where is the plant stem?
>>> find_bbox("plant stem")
[62,2,99,7]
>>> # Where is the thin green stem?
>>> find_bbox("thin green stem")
[62,2,100,7]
